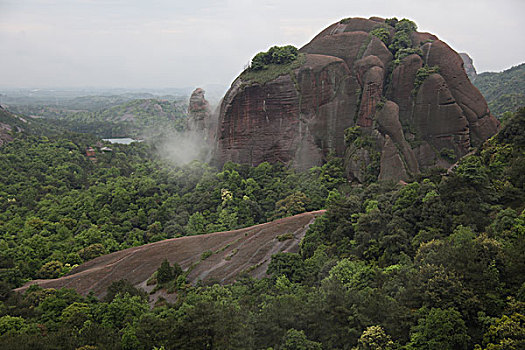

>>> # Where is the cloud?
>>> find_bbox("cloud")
[0,0,523,88]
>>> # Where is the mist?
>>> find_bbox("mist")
[154,130,214,166]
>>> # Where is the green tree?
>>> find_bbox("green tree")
[156,259,174,284]
[275,192,311,218]
[37,260,64,279]
[354,325,397,350]
[406,308,470,350]
[0,315,31,337]
[479,313,525,350]
[281,329,322,350]
[104,279,148,302]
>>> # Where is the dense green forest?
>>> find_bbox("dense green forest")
[474,63,525,118]
[0,104,524,348]
[0,131,342,287]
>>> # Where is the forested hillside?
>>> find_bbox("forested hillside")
[6,98,188,138]
[0,107,523,349]
[0,131,342,287]
[475,63,525,117]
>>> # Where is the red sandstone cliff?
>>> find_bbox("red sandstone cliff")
[213,17,499,182]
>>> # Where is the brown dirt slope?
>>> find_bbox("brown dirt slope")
[16,211,324,299]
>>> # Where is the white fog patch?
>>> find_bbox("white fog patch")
[155,130,213,166]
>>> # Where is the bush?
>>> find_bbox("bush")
[156,259,174,284]
[395,47,422,61]
[389,18,418,55]
[395,18,417,32]
[281,329,322,350]
[250,45,298,71]
[38,260,64,279]
[370,27,391,45]
[414,65,441,92]
[385,17,398,27]
[201,250,213,260]
[276,233,294,242]
[440,148,456,162]
[104,279,148,302]
[344,126,362,146]
[78,243,106,261]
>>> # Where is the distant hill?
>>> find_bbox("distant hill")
[6,98,188,138]
[474,63,525,117]
[0,107,24,146]
[0,106,64,144]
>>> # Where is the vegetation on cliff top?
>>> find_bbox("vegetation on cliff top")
[241,46,305,85]
[249,45,299,71]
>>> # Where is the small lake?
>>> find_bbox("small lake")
[102,138,143,144]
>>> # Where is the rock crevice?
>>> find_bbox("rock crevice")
[212,17,499,182]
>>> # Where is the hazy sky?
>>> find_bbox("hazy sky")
[1,0,524,89]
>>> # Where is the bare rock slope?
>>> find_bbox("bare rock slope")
[17,211,324,299]
[214,17,499,182]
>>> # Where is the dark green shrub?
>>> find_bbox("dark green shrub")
[276,233,294,242]
[385,17,398,27]
[250,45,298,71]
[344,126,361,146]
[440,148,456,162]
[200,250,213,260]
[78,243,106,261]
[395,47,422,60]
[414,65,441,92]
[156,258,174,284]
[388,18,418,55]
[370,27,391,45]
[104,279,148,302]
[395,18,417,32]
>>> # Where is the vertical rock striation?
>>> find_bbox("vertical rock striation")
[213,17,499,182]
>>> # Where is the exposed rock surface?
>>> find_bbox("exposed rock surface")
[460,52,477,82]
[214,17,499,182]
[187,88,216,142]
[215,54,355,170]
[16,211,324,301]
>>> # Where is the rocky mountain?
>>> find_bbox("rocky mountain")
[212,17,499,182]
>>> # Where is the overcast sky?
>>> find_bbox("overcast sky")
[1,0,524,89]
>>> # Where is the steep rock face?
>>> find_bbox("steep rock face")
[0,123,14,147]
[386,54,423,124]
[214,17,499,182]
[187,88,216,142]
[422,40,499,145]
[215,54,355,169]
[459,53,477,82]
[413,74,470,152]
